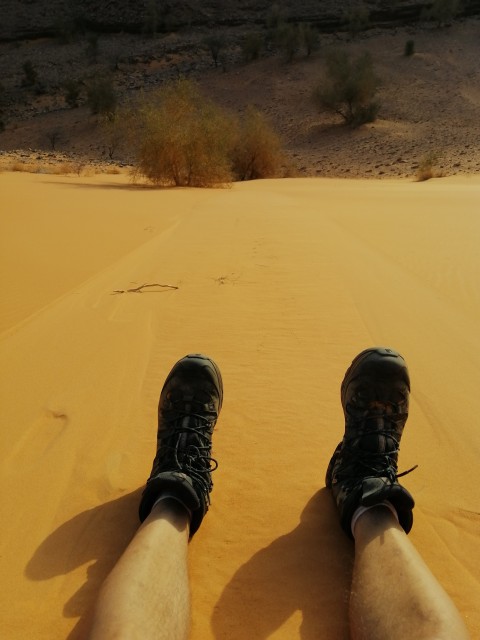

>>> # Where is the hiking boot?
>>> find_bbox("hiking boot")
[326,347,416,538]
[139,354,223,537]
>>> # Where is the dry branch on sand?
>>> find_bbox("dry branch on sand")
[111,283,179,294]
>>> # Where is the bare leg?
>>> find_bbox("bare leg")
[89,499,190,640]
[350,506,470,640]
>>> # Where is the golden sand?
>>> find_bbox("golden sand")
[1,173,479,638]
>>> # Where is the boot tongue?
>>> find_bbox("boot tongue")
[357,403,399,454]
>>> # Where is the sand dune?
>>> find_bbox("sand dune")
[1,173,479,639]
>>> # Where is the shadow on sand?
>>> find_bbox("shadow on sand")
[211,489,353,640]
[26,489,353,640]
[40,179,162,191]
[26,489,142,639]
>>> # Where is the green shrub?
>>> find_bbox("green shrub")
[274,22,300,62]
[313,50,380,127]
[135,79,236,186]
[404,39,415,56]
[232,106,284,180]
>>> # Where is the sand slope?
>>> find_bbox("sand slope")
[1,173,479,639]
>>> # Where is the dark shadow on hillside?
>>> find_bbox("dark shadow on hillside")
[26,489,142,639]
[212,489,353,640]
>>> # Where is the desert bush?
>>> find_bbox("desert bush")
[232,106,284,180]
[404,39,415,56]
[135,79,236,186]
[313,50,380,127]
[299,23,319,57]
[21,61,37,87]
[416,151,439,181]
[344,5,370,38]
[86,76,117,115]
[203,33,226,68]
[241,32,264,62]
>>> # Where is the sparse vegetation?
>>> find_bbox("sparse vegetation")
[344,5,370,39]
[21,61,37,87]
[241,32,264,62]
[275,22,300,62]
[233,106,284,180]
[133,79,284,186]
[46,129,62,151]
[86,76,117,116]
[299,23,319,57]
[63,79,81,108]
[266,4,288,30]
[404,39,415,56]
[102,106,136,159]
[203,33,226,68]
[135,79,236,186]
[313,50,380,127]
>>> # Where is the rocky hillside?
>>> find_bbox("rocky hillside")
[1,3,479,179]
[3,0,480,40]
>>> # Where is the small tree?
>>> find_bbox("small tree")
[86,76,117,116]
[46,129,61,150]
[203,33,226,68]
[135,79,236,186]
[313,50,380,127]
[21,61,37,87]
[63,79,81,108]
[232,107,284,180]
[102,106,137,160]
